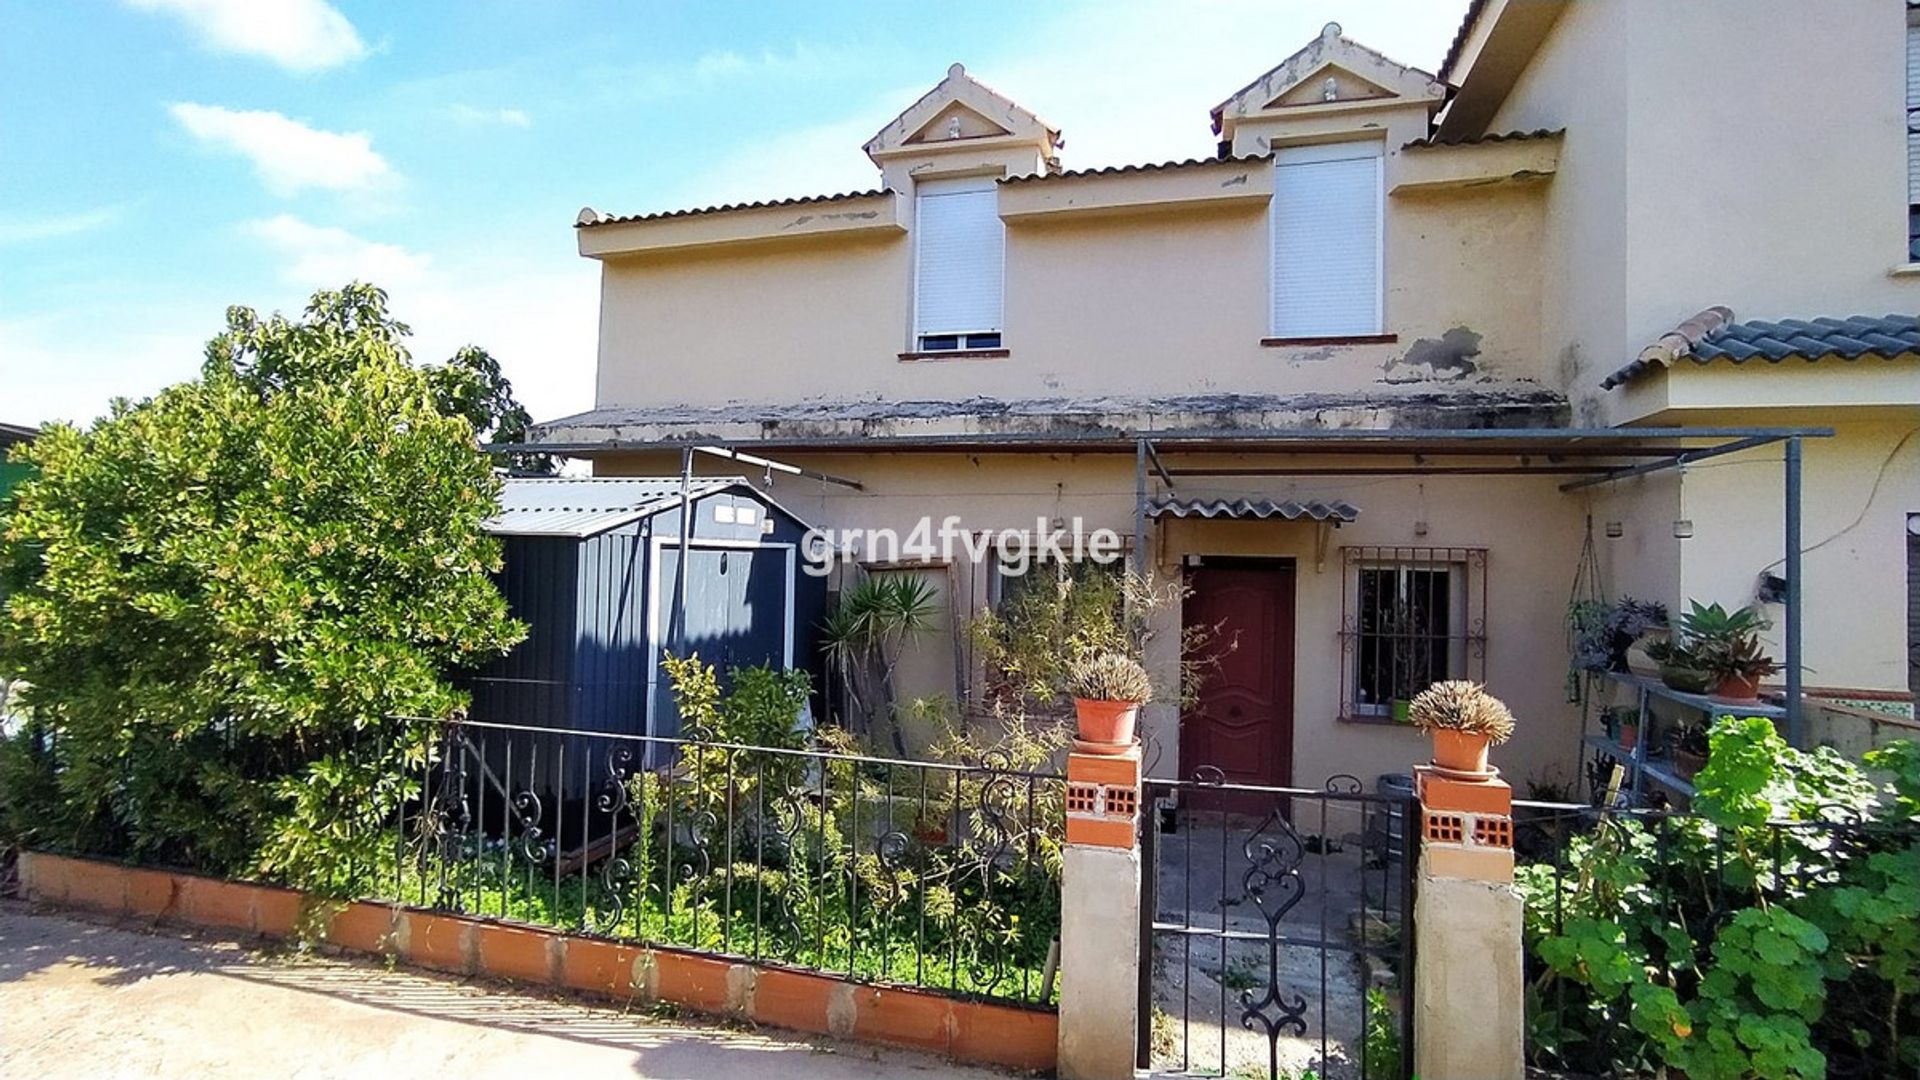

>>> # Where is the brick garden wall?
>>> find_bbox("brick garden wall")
[15,851,1056,1073]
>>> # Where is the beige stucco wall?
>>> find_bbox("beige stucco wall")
[599,450,1589,794]
[1674,416,1919,692]
[590,173,1552,409]
[1489,0,1920,423]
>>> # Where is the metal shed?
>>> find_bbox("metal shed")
[468,476,826,745]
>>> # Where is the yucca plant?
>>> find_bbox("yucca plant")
[1066,651,1153,705]
[1406,680,1515,743]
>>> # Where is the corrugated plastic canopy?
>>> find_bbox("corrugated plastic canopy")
[484,476,744,538]
[1147,496,1359,522]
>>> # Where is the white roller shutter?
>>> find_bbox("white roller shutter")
[914,177,1004,338]
[1271,142,1383,338]
[1907,16,1919,202]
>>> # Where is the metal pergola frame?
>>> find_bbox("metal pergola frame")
[1122,426,1832,746]
[501,424,1832,745]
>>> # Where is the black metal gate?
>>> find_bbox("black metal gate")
[1137,770,1417,1080]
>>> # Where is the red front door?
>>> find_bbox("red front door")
[1180,560,1296,812]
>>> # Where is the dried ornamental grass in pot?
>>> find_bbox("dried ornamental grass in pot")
[1407,680,1515,777]
[1068,652,1151,753]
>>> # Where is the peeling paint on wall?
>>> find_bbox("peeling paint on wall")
[1387,326,1483,380]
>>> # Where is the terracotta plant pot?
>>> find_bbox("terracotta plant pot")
[1430,728,1493,775]
[1072,697,1139,753]
[1712,671,1761,703]
[1618,721,1639,751]
[1673,748,1708,781]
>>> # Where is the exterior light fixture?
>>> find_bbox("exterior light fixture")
[1604,521,1624,538]
[1413,520,1429,537]
[1673,519,1695,539]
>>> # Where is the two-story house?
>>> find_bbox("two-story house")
[531,2,1920,794]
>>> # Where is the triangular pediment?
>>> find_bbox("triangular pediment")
[1212,22,1442,133]
[904,101,1013,144]
[1267,63,1398,108]
[865,63,1061,162]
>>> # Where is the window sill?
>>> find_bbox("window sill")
[1337,714,1421,729]
[1888,263,1920,278]
[1263,334,1398,347]
[897,348,1012,362]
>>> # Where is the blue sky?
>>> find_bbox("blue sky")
[0,0,1467,428]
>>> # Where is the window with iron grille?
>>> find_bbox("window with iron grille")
[1339,546,1487,720]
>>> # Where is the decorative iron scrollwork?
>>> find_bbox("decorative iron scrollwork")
[1237,808,1310,1047]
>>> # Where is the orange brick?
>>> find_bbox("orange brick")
[1065,816,1135,848]
[475,922,557,986]
[63,859,128,913]
[561,937,638,999]
[325,902,397,955]
[651,948,733,1013]
[404,912,474,975]
[950,999,1057,1072]
[251,886,303,938]
[751,968,835,1036]
[125,868,181,919]
[1416,771,1512,816]
[181,876,253,930]
[850,985,953,1054]
[1066,750,1141,787]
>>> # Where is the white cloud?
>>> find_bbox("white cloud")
[127,0,365,73]
[448,104,532,129]
[170,103,392,195]
[244,214,431,287]
[0,205,126,245]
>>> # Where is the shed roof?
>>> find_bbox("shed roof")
[1600,311,1920,389]
[485,476,747,538]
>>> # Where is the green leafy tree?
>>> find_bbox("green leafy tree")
[0,284,526,887]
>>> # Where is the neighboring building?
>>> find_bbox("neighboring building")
[535,4,1920,790]
[0,422,36,504]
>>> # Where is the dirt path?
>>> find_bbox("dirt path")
[0,906,1011,1079]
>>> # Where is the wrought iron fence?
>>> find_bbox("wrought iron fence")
[315,717,1065,1006]
[1139,771,1416,1080]
[1513,799,1920,1079]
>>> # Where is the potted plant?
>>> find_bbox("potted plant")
[1670,722,1710,780]
[1643,635,1716,695]
[1676,601,1778,703]
[1067,651,1152,753]
[1381,597,1429,722]
[1407,680,1515,777]
[1602,704,1640,750]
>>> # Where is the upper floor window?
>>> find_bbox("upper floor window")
[1907,8,1919,259]
[914,176,1004,352]
[1271,141,1383,339]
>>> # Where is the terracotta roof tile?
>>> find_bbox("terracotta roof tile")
[1401,128,1562,149]
[576,189,888,228]
[1601,311,1920,389]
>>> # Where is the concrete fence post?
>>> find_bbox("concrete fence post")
[1412,765,1526,1080]
[1056,744,1143,1080]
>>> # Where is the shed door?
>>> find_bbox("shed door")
[651,543,796,738]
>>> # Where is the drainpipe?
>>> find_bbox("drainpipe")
[1784,436,1803,747]
[1133,438,1147,578]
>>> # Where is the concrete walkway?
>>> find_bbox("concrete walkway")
[0,906,1011,1079]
